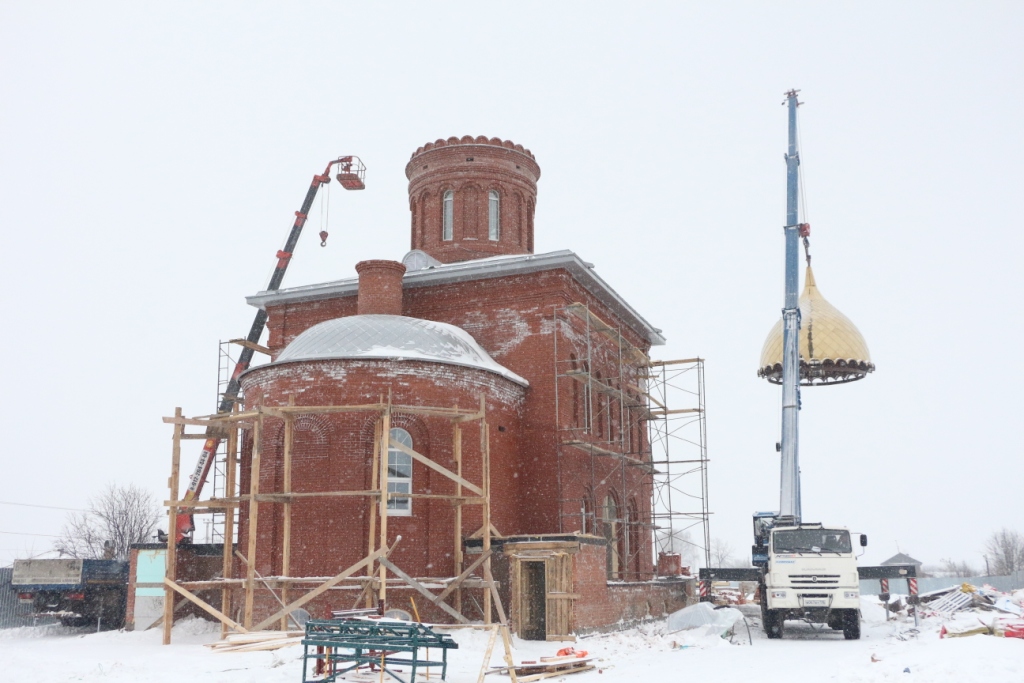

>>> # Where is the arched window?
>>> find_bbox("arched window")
[608,380,618,443]
[603,493,623,579]
[488,190,500,240]
[570,354,580,427]
[442,190,454,241]
[387,427,413,516]
[581,488,595,534]
[627,499,642,577]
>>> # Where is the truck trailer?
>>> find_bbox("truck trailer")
[11,558,128,629]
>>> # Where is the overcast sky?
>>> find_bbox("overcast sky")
[1,2,1021,572]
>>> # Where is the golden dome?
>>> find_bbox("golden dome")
[758,267,875,385]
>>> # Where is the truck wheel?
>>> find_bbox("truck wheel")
[842,610,861,640]
[765,610,785,639]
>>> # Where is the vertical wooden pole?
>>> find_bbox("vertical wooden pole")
[365,416,381,608]
[453,414,463,616]
[480,395,492,625]
[163,408,183,645]
[243,412,263,629]
[221,407,238,638]
[280,395,294,631]
[378,404,391,606]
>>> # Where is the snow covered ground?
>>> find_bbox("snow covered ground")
[1,599,1020,683]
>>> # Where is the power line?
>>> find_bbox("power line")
[0,500,84,512]
[0,531,62,538]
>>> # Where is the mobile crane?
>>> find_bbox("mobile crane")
[174,156,366,543]
[699,92,916,639]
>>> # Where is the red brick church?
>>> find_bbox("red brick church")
[235,136,692,637]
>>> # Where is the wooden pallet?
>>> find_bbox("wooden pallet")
[491,656,597,681]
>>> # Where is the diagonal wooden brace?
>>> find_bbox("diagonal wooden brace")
[434,550,491,605]
[163,578,247,633]
[251,546,388,632]
[378,557,469,624]
[389,438,483,496]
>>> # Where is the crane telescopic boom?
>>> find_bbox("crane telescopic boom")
[778,90,803,523]
[174,156,365,543]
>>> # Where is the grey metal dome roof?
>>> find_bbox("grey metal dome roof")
[274,314,528,386]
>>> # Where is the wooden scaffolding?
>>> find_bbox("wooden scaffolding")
[160,394,518,677]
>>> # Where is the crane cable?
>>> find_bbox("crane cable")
[319,175,332,246]
[797,108,812,268]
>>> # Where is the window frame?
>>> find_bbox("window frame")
[488,189,500,241]
[387,427,413,516]
[442,190,454,241]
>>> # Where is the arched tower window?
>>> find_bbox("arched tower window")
[442,190,454,241]
[488,190,500,241]
[387,427,413,516]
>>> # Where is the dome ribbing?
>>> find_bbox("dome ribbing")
[758,267,875,385]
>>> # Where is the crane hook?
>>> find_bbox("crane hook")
[319,230,329,247]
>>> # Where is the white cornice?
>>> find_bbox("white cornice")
[246,250,666,346]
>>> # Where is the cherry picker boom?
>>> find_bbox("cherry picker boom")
[174,156,365,543]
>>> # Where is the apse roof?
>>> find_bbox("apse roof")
[271,314,529,386]
[246,249,666,346]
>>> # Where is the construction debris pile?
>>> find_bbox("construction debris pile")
[878,583,1024,640]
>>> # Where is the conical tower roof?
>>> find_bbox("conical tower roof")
[758,266,875,385]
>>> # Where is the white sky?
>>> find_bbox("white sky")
[1,2,1021,572]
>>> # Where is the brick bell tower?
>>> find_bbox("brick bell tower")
[405,136,541,264]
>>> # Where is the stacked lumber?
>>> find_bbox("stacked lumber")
[205,631,305,653]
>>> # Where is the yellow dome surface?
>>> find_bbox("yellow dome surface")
[758,267,875,385]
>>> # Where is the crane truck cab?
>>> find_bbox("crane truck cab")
[756,518,866,640]
[701,517,917,641]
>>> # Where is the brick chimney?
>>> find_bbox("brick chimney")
[355,260,406,316]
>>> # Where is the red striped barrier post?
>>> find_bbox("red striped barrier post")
[908,577,920,627]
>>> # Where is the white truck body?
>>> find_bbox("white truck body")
[764,526,860,612]
[759,523,862,639]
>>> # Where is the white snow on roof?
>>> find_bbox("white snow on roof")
[274,314,529,386]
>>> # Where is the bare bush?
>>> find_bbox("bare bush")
[710,537,738,567]
[939,558,978,578]
[54,483,161,561]
[656,528,703,568]
[984,529,1024,575]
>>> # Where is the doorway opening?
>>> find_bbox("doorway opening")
[520,560,547,640]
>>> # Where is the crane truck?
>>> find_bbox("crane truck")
[174,156,365,544]
[698,92,916,640]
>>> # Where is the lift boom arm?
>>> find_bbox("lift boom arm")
[174,156,364,543]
